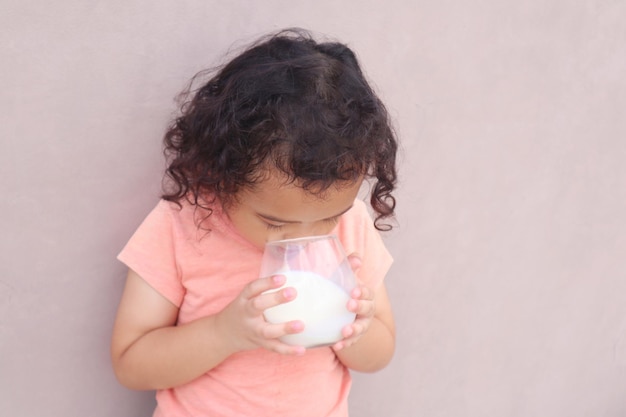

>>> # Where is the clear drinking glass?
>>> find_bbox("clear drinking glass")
[260,234,357,348]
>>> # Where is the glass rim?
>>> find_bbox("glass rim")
[264,234,339,246]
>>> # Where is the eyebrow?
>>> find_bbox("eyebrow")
[256,204,354,224]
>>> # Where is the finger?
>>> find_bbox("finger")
[347,253,362,273]
[259,320,305,339]
[332,340,345,351]
[349,299,376,317]
[270,341,306,356]
[350,319,366,336]
[249,286,297,314]
[333,325,358,352]
[344,314,373,338]
[347,298,359,313]
[351,285,374,301]
[341,324,355,339]
[259,326,307,356]
[242,274,286,300]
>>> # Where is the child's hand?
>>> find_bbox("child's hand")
[215,274,306,356]
[332,285,376,351]
[332,254,376,351]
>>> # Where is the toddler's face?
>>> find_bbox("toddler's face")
[226,172,362,249]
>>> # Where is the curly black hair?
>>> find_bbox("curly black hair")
[162,29,398,231]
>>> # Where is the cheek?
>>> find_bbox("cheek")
[227,210,269,249]
[241,224,272,249]
[310,222,338,237]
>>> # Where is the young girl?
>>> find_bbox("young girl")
[111,29,398,417]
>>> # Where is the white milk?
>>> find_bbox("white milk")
[263,270,356,347]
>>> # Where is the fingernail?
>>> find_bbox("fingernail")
[291,321,304,331]
[283,287,296,299]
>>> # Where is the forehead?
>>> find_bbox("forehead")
[239,174,362,221]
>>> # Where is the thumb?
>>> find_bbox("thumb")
[347,252,362,274]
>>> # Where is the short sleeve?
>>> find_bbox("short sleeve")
[336,199,393,290]
[117,200,185,306]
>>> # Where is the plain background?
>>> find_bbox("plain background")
[2,1,625,416]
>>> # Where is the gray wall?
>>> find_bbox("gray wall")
[2,1,625,416]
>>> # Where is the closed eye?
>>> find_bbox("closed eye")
[264,222,285,231]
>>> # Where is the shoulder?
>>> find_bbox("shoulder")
[337,198,372,232]
[335,198,373,249]
[347,198,370,219]
[335,198,393,288]
[154,198,222,237]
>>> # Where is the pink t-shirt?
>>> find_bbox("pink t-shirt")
[118,198,393,417]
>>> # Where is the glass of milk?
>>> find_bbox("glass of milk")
[260,234,357,348]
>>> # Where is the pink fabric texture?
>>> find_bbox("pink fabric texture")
[118,198,393,417]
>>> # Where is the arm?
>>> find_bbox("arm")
[333,282,396,372]
[111,269,305,390]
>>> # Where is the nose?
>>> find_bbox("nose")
[280,222,335,240]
